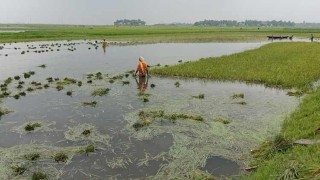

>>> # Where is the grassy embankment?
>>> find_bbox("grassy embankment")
[152,42,320,179]
[0,24,319,43]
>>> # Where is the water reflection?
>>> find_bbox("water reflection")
[135,76,148,93]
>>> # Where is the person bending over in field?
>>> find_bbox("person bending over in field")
[135,56,149,77]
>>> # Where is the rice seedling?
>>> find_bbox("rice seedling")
[46,77,53,82]
[19,92,26,96]
[0,107,12,117]
[91,88,110,96]
[87,80,93,84]
[122,81,130,85]
[231,93,244,99]
[18,81,25,85]
[23,72,31,79]
[24,152,40,161]
[77,81,82,87]
[4,77,12,84]
[174,81,181,87]
[43,84,50,88]
[81,101,97,107]
[26,87,34,92]
[14,76,20,80]
[192,94,205,99]
[32,171,47,180]
[56,85,63,91]
[11,164,27,176]
[214,117,231,124]
[13,94,20,99]
[84,144,95,153]
[24,122,41,132]
[37,64,46,68]
[16,84,23,89]
[54,152,68,162]
[81,129,91,136]
[66,91,72,96]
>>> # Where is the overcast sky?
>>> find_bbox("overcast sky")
[0,0,319,25]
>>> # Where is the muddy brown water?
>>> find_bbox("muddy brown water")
[0,41,298,179]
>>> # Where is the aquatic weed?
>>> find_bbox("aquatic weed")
[192,94,205,99]
[54,152,68,162]
[81,101,97,107]
[32,171,47,180]
[66,91,72,96]
[24,122,41,132]
[122,81,130,85]
[24,153,40,161]
[214,117,231,124]
[11,164,27,176]
[37,64,46,68]
[84,144,95,153]
[81,129,91,136]
[91,88,110,96]
[174,81,181,87]
[232,93,244,99]
[14,76,20,80]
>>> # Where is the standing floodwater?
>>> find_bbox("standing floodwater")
[0,41,297,179]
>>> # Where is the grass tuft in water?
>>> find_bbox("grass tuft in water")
[56,85,63,91]
[287,91,303,97]
[24,153,40,161]
[235,101,247,105]
[122,81,130,85]
[81,101,97,107]
[24,122,41,132]
[54,152,68,163]
[232,93,244,99]
[14,76,20,80]
[85,144,95,153]
[11,164,27,176]
[66,91,72,96]
[81,129,91,136]
[77,81,82,87]
[91,88,110,96]
[46,77,53,83]
[4,77,12,84]
[214,117,231,124]
[174,81,181,87]
[150,84,156,88]
[16,84,23,89]
[13,94,20,99]
[37,64,46,68]
[192,94,205,99]
[0,107,12,117]
[32,171,47,180]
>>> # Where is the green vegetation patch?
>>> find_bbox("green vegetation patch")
[152,42,320,91]
[0,107,12,117]
[24,153,40,161]
[64,123,110,145]
[56,77,78,86]
[91,88,110,96]
[231,93,244,99]
[24,122,41,132]
[81,101,97,107]
[132,110,204,130]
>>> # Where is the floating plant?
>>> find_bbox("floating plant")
[24,122,41,132]
[84,144,94,153]
[24,153,40,161]
[56,85,63,91]
[54,152,68,163]
[43,84,50,89]
[0,107,12,117]
[19,92,26,96]
[91,88,110,96]
[66,91,72,96]
[81,101,97,107]
[13,94,20,100]
[214,117,231,124]
[14,76,20,80]
[232,93,244,99]
[150,84,156,88]
[16,84,23,89]
[122,81,130,85]
[26,87,34,92]
[77,81,82,87]
[37,64,46,68]
[192,94,205,99]
[46,77,53,82]
[32,171,48,180]
[174,81,181,87]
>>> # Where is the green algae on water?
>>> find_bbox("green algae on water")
[91,88,110,96]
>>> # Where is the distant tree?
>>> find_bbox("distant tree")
[194,20,295,27]
[114,19,146,26]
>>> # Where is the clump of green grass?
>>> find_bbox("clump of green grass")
[13,94,20,99]
[56,85,63,91]
[133,110,203,130]
[37,64,46,68]
[287,91,303,97]
[32,171,47,180]
[235,101,247,105]
[152,42,320,91]
[150,84,156,88]
[57,77,77,86]
[109,79,115,83]
[43,84,50,88]
[87,80,93,84]
[14,76,20,80]
[16,84,23,89]
[232,93,244,99]
[26,87,34,92]
[19,92,26,96]
[77,81,82,87]
[0,107,12,117]
[46,77,53,82]
[192,94,205,99]
[24,152,40,161]
[91,88,110,96]
[82,129,91,136]
[66,91,72,96]
[11,164,27,176]
[54,152,68,162]
[174,81,181,87]
[4,77,12,84]
[214,117,231,124]
[122,81,130,85]
[85,144,95,153]
[81,101,97,107]
[24,122,41,132]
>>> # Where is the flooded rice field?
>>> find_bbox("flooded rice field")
[0,41,298,179]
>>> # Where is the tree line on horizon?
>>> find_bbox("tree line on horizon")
[193,20,295,27]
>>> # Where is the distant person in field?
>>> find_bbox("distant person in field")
[135,56,149,77]
[102,39,107,53]
[311,34,314,42]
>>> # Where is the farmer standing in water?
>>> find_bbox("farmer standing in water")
[135,56,149,77]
